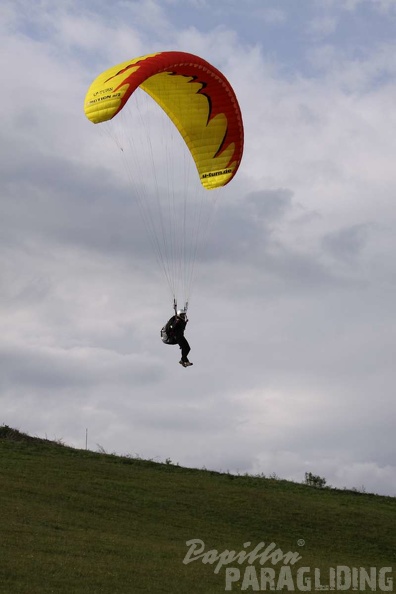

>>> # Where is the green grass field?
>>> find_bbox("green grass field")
[0,425,394,593]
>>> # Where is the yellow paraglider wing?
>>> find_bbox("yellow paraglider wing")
[84,51,243,189]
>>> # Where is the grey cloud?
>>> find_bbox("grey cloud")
[245,189,293,220]
[203,188,294,260]
[1,150,152,260]
[2,147,299,275]
[0,343,164,393]
[322,223,372,261]
[0,346,91,391]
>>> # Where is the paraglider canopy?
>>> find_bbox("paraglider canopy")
[84,51,244,190]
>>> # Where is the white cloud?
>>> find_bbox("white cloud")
[254,7,286,25]
[307,16,338,38]
[341,0,396,13]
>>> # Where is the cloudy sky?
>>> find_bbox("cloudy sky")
[1,0,396,497]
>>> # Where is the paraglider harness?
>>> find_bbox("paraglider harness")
[161,299,188,345]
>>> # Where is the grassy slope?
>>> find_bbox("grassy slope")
[0,426,394,594]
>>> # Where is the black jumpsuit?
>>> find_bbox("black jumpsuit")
[166,315,191,362]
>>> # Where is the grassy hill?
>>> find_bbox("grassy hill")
[0,425,394,593]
